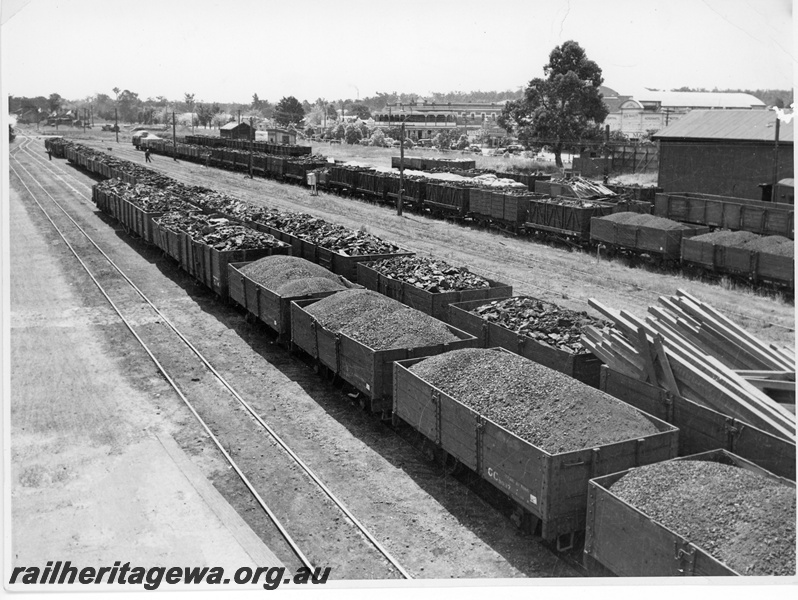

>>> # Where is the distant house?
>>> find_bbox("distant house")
[264,128,296,145]
[220,121,255,140]
[604,91,766,139]
[652,109,793,200]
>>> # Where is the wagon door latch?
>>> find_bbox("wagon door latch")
[674,540,696,575]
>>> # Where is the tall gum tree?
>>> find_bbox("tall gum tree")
[500,41,608,167]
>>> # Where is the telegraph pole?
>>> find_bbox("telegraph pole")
[249,117,254,179]
[397,120,405,216]
[83,108,87,133]
[114,108,118,143]
[172,111,178,160]
[772,115,781,202]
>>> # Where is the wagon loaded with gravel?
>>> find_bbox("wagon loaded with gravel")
[393,348,679,548]
[228,256,359,341]
[584,449,796,576]
[447,296,604,387]
[290,290,478,415]
[356,256,512,322]
[681,230,794,288]
[590,212,709,263]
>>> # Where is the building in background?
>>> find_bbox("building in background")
[652,109,792,201]
[372,100,509,145]
[263,127,297,145]
[603,91,766,139]
[220,121,255,140]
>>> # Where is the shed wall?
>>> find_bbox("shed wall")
[658,141,794,200]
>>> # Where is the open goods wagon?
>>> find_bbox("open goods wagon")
[423,182,472,218]
[469,190,548,231]
[654,192,794,239]
[249,222,414,284]
[600,366,795,480]
[583,449,795,576]
[525,197,614,241]
[391,157,476,172]
[289,297,478,415]
[447,298,602,387]
[356,261,512,322]
[393,349,679,546]
[227,262,358,341]
[151,218,291,296]
[590,217,709,261]
[681,236,794,288]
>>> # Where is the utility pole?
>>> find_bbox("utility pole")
[603,124,610,183]
[772,115,781,202]
[114,108,118,143]
[249,116,254,179]
[83,108,87,133]
[172,111,178,160]
[90,105,94,127]
[397,120,405,216]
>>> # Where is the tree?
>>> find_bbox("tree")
[502,40,608,167]
[349,103,371,120]
[48,93,62,114]
[369,128,386,147]
[252,93,263,110]
[344,124,362,145]
[184,92,195,113]
[117,89,142,122]
[274,96,305,127]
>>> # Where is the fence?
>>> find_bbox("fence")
[573,143,659,177]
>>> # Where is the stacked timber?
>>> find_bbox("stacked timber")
[581,290,795,440]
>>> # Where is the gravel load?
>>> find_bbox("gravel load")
[609,460,795,576]
[304,290,460,350]
[240,256,349,296]
[471,296,605,354]
[408,349,659,453]
[369,256,491,292]
[600,212,688,230]
[691,231,794,257]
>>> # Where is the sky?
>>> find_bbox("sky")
[0,0,794,104]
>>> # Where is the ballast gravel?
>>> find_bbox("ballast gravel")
[609,460,795,576]
[304,290,460,351]
[240,256,349,296]
[408,348,659,453]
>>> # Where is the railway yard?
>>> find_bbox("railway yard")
[7,129,796,582]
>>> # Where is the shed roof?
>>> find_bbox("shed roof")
[633,91,765,109]
[220,121,251,130]
[653,109,794,143]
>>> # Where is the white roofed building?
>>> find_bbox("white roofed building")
[603,90,766,139]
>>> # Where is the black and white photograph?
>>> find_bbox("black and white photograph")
[1,0,795,596]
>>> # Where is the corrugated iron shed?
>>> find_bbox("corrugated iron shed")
[633,91,765,109]
[653,109,794,142]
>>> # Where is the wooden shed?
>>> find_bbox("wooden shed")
[653,110,794,201]
[264,128,297,145]
[220,121,255,140]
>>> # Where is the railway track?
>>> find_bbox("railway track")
[10,136,411,580]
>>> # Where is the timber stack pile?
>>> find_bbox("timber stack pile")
[581,289,795,441]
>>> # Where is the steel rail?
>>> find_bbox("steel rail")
[15,137,412,578]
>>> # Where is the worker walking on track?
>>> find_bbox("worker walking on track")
[46,148,52,160]
[144,148,152,163]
